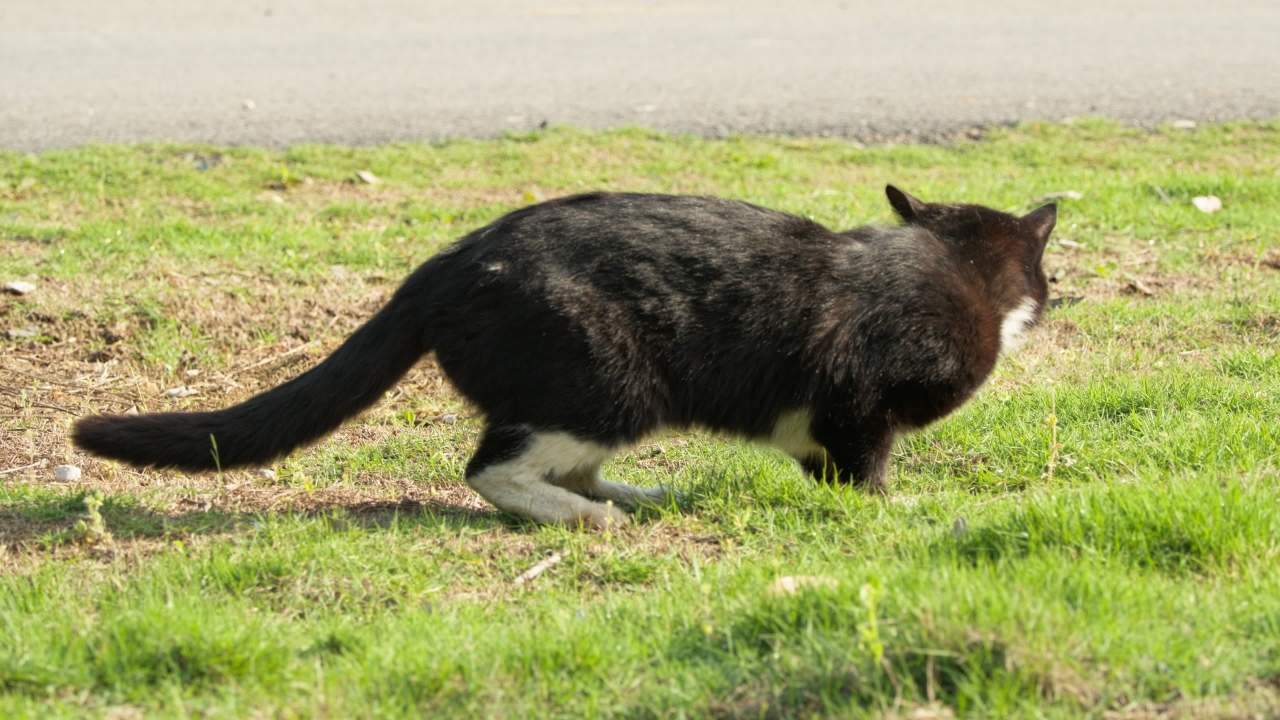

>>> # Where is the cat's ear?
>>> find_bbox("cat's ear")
[885,185,927,223]
[1022,203,1057,245]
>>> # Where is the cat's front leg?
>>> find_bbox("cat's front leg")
[802,415,895,491]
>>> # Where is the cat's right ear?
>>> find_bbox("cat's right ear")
[885,185,926,223]
[1022,203,1057,244]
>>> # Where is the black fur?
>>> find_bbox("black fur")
[73,187,1055,490]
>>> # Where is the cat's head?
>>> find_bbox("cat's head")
[885,184,1055,352]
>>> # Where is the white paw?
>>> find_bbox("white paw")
[582,503,629,530]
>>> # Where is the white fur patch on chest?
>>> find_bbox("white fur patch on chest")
[1000,297,1039,355]
[767,409,822,459]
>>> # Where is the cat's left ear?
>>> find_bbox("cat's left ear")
[1022,203,1057,245]
[886,185,927,223]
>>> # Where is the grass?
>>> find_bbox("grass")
[2,119,1279,718]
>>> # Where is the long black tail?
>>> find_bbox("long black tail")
[72,289,429,472]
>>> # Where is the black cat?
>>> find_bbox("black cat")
[74,186,1056,527]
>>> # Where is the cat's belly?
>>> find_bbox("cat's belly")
[762,408,822,459]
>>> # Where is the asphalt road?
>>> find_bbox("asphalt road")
[2,1,1277,151]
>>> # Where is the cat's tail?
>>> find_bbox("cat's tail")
[72,284,430,472]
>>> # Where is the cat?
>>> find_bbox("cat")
[73,186,1056,527]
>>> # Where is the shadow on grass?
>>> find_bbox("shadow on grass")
[0,490,506,551]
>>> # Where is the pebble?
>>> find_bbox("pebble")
[439,413,458,425]
[256,468,277,480]
[243,98,256,110]
[165,385,198,398]
[3,280,35,295]
[6,326,37,339]
[1124,277,1157,297]
[53,464,82,482]
[768,575,838,597]
[1171,119,1197,130]
[1192,195,1222,213]
[355,170,380,185]
[1040,190,1083,201]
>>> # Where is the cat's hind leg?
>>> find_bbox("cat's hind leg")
[556,466,674,510]
[465,425,628,528]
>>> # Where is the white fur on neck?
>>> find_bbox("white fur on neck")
[999,298,1038,355]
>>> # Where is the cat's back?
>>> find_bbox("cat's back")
[470,192,830,260]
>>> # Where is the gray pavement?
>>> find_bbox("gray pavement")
[2,1,1278,151]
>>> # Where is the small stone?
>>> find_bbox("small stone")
[355,170,380,185]
[768,575,838,597]
[1192,195,1222,213]
[165,385,198,398]
[1123,277,1156,297]
[3,280,35,295]
[256,468,277,480]
[6,326,37,339]
[242,99,256,110]
[634,103,658,113]
[439,413,458,425]
[908,703,956,720]
[1171,119,1197,130]
[53,464,82,482]
[1057,238,1085,249]
[1040,190,1083,201]
[124,406,140,415]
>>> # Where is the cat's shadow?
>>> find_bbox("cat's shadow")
[0,492,511,552]
[0,486,705,552]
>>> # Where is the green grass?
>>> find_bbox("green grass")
[2,120,1279,718]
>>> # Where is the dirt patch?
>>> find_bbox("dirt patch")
[1197,246,1280,273]
[608,520,725,563]
[0,262,464,453]
[1101,680,1280,719]
[281,178,526,209]
[1,260,485,576]
[1225,313,1280,339]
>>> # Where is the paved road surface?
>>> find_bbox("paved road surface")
[2,1,1277,150]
